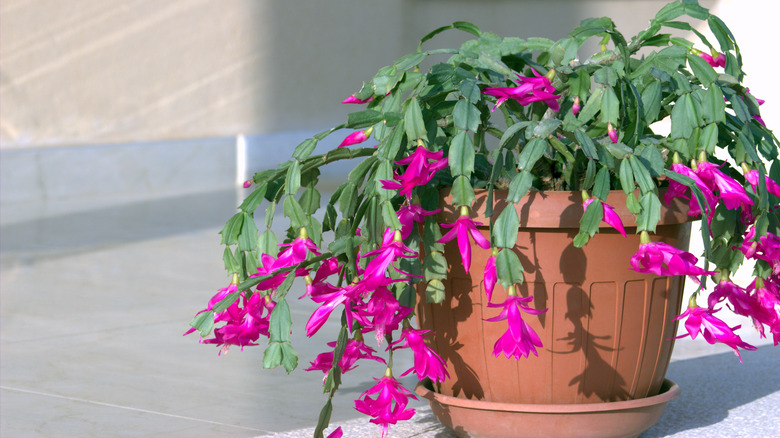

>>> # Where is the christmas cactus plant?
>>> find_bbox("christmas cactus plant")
[186,1,779,436]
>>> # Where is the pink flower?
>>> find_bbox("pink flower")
[736,227,780,275]
[607,122,618,144]
[325,427,343,438]
[583,198,626,237]
[747,278,780,345]
[483,69,561,111]
[250,253,304,292]
[360,228,418,289]
[390,327,449,383]
[354,287,413,345]
[630,240,717,278]
[486,295,547,359]
[700,51,726,68]
[694,161,754,211]
[735,226,760,259]
[707,279,758,318]
[306,274,405,338]
[184,283,238,336]
[354,375,417,438]
[674,305,756,361]
[300,257,342,300]
[305,339,386,375]
[305,286,351,337]
[277,232,321,267]
[339,128,372,147]
[342,95,373,104]
[484,253,498,303]
[437,213,491,274]
[381,145,448,200]
[193,291,276,355]
[665,162,718,220]
[744,169,780,198]
[397,203,440,240]
[242,179,253,188]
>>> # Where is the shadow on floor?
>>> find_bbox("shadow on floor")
[641,344,779,437]
[0,189,240,257]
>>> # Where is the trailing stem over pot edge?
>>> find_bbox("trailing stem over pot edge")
[186,1,780,436]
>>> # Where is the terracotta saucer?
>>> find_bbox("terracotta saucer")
[415,378,680,438]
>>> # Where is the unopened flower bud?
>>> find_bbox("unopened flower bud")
[338,127,373,148]
[341,95,373,104]
[243,179,253,188]
[607,122,618,143]
[572,96,581,115]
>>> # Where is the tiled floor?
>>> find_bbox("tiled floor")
[1,190,778,438]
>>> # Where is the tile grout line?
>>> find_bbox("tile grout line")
[0,385,269,433]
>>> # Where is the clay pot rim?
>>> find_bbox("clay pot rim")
[438,188,697,229]
[414,378,681,414]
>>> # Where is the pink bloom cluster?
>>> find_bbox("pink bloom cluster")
[675,305,756,361]
[483,69,561,111]
[723,227,780,345]
[745,170,780,199]
[381,144,448,200]
[184,284,276,355]
[185,232,321,353]
[304,339,385,376]
[300,226,450,435]
[354,376,417,438]
[670,225,780,357]
[707,278,780,346]
[665,160,755,225]
[736,227,780,276]
[630,240,717,280]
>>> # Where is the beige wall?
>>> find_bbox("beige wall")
[5,0,778,150]
[0,0,406,147]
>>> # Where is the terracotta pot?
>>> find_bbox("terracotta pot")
[416,189,693,405]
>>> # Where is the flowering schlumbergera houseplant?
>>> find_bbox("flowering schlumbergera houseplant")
[187,1,779,436]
